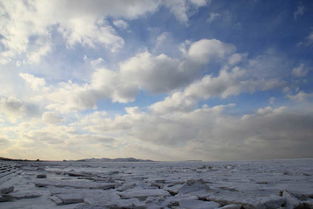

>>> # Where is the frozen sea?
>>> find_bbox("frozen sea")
[0,158,312,209]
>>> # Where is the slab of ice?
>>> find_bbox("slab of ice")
[119,188,169,200]
[84,190,146,208]
[83,190,120,205]
[2,191,41,200]
[202,190,285,209]
[178,198,220,209]
[50,193,84,205]
[177,179,211,196]
[0,186,14,194]
[116,182,137,192]
[74,204,108,209]
[282,190,301,209]
[219,204,242,209]
[34,179,115,190]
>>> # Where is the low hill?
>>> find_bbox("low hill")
[77,157,154,162]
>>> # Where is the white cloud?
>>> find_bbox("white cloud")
[287,91,313,102]
[26,38,51,64]
[0,0,209,64]
[187,39,235,64]
[151,67,283,114]
[161,0,208,23]
[34,39,237,112]
[2,91,313,161]
[19,73,46,91]
[299,31,313,46]
[72,104,313,160]
[59,18,124,51]
[228,53,246,65]
[292,64,309,77]
[151,49,290,114]
[113,19,129,30]
[0,96,39,121]
[25,131,65,145]
[162,0,190,23]
[119,52,192,93]
[42,112,63,124]
[11,38,287,114]
[0,0,161,64]
[207,12,221,23]
[90,68,138,103]
[1,1,312,161]
[155,32,170,49]
[189,0,208,7]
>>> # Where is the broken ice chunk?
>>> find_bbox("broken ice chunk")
[119,188,169,200]
[50,193,84,205]
[0,186,14,194]
[35,179,115,189]
[179,198,220,209]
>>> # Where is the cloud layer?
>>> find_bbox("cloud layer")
[0,0,313,161]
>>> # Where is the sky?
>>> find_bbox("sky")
[0,0,313,161]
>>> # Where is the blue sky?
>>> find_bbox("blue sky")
[0,0,313,161]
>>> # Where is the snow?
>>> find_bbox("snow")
[118,188,170,199]
[0,158,312,209]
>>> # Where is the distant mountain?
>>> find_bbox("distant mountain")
[0,157,31,161]
[77,157,154,162]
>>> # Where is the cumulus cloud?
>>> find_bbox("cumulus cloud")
[149,50,289,114]
[34,38,238,112]
[0,0,208,64]
[90,68,138,103]
[11,38,287,114]
[187,39,236,64]
[119,52,192,93]
[0,96,39,121]
[0,0,161,63]
[151,66,283,113]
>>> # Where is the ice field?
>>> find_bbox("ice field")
[0,158,312,209]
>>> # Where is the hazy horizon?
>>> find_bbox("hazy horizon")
[1,0,313,161]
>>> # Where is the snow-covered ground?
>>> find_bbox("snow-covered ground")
[0,158,312,209]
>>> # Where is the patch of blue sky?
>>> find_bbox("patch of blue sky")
[96,90,167,115]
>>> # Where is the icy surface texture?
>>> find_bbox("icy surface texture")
[0,158,312,209]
